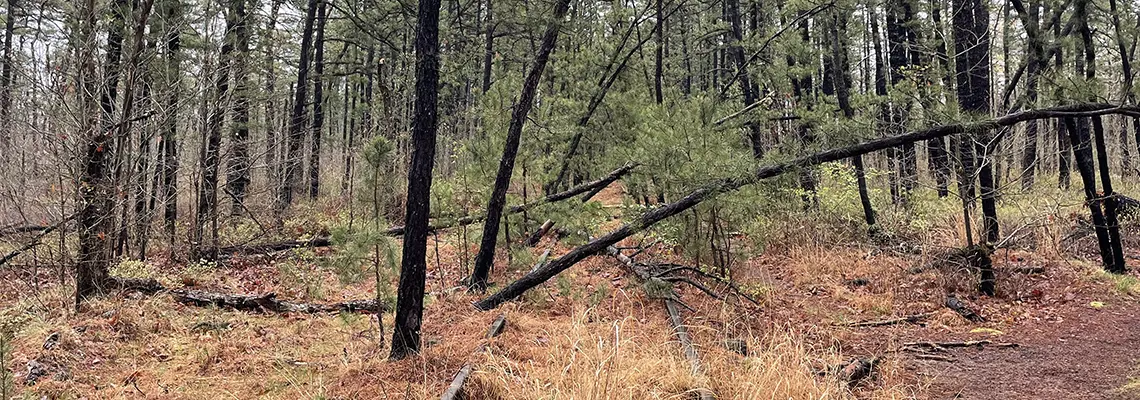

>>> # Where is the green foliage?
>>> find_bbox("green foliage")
[322,223,399,308]
[358,136,400,222]
[0,311,28,400]
[111,258,157,279]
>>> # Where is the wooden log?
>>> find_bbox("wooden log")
[440,313,509,400]
[171,289,386,314]
[836,357,878,384]
[901,340,1018,350]
[945,295,986,322]
[602,241,714,399]
[840,312,933,328]
[525,219,555,247]
[475,103,1140,311]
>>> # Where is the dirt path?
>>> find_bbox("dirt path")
[918,303,1140,399]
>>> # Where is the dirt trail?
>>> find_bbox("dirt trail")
[919,302,1140,399]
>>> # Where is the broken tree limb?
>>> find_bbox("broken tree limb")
[839,312,934,328]
[476,103,1140,311]
[945,295,986,322]
[171,289,386,314]
[440,313,508,400]
[0,213,77,268]
[525,220,555,247]
[900,340,1017,351]
[220,164,638,257]
[836,357,878,384]
[664,298,716,400]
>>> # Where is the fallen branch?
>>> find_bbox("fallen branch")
[913,353,956,362]
[900,340,1018,351]
[440,314,509,400]
[664,299,715,400]
[945,295,986,323]
[0,214,77,267]
[830,357,878,384]
[525,220,555,247]
[476,103,1140,310]
[839,312,933,328]
[171,289,386,314]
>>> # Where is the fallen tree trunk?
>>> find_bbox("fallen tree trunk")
[171,289,386,314]
[0,214,77,267]
[220,164,637,257]
[602,241,714,399]
[440,313,508,400]
[840,312,933,328]
[475,103,1140,310]
[945,295,985,322]
[525,220,555,247]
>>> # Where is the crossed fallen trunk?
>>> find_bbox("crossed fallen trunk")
[475,103,1140,310]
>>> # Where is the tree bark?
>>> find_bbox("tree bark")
[0,0,15,148]
[308,0,328,200]
[194,2,237,260]
[226,0,252,213]
[262,0,283,194]
[389,0,442,361]
[160,0,181,242]
[469,0,572,291]
[276,0,320,216]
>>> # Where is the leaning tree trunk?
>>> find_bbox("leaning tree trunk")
[390,0,442,361]
[724,0,765,158]
[827,8,876,226]
[469,0,573,291]
[474,103,1140,310]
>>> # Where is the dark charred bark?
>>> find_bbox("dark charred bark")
[481,0,493,92]
[390,0,442,361]
[954,0,996,247]
[469,0,572,291]
[827,9,876,226]
[0,0,15,147]
[725,0,765,158]
[276,0,320,215]
[308,0,328,200]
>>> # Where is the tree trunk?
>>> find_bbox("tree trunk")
[75,0,110,302]
[227,0,251,213]
[827,9,876,226]
[0,0,15,148]
[194,2,236,260]
[1076,0,1126,272]
[954,0,996,247]
[724,0,764,158]
[308,0,328,200]
[389,0,442,361]
[263,0,283,195]
[276,0,320,216]
[469,0,572,291]
[160,0,181,242]
[481,0,494,92]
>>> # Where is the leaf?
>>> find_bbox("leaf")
[969,327,1004,336]
[1089,301,1106,309]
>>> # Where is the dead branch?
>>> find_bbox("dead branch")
[476,103,1140,311]
[945,295,986,322]
[839,312,934,328]
[171,289,386,314]
[0,214,77,267]
[440,314,509,400]
[661,276,723,301]
[664,299,716,400]
[525,219,555,247]
[900,340,1018,351]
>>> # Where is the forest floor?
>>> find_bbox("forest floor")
[2,184,1140,399]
